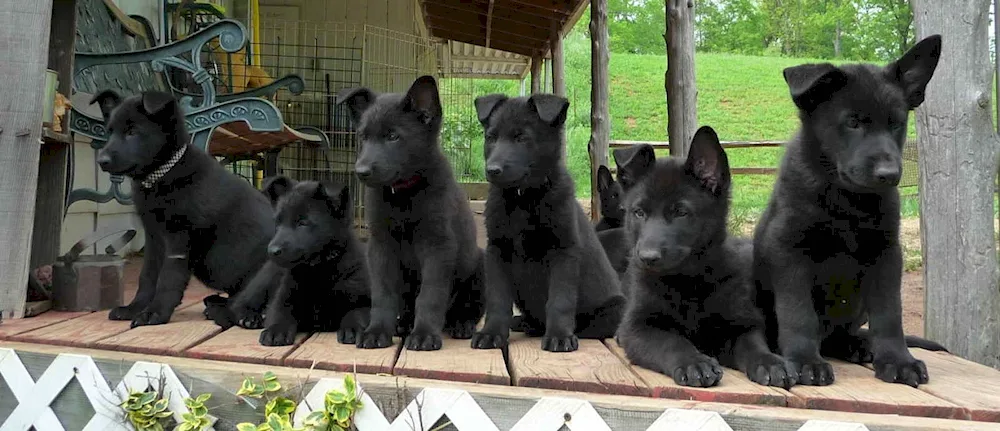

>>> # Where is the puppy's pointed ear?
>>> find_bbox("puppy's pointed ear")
[141,91,176,116]
[783,63,848,111]
[336,87,376,126]
[474,94,507,127]
[885,34,942,109]
[612,144,655,191]
[403,75,442,126]
[684,126,730,195]
[597,165,614,193]
[89,89,123,122]
[263,175,295,206]
[529,93,569,127]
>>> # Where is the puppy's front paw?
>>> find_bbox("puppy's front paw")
[203,305,236,329]
[791,358,835,386]
[874,354,929,387]
[541,334,579,352]
[672,355,724,387]
[405,331,443,351]
[260,325,297,346]
[109,304,142,321]
[236,311,264,330]
[446,320,476,339]
[471,331,508,349]
[356,329,394,349]
[745,353,798,389]
[131,309,171,328]
[337,326,361,345]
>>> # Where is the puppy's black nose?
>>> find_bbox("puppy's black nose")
[874,164,900,186]
[637,249,662,266]
[355,165,372,180]
[267,246,282,258]
[96,153,112,170]
[486,165,503,179]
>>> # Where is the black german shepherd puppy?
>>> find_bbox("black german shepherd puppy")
[471,93,625,352]
[338,76,485,351]
[753,35,946,387]
[595,165,624,231]
[255,176,371,346]
[90,90,280,328]
[617,127,795,388]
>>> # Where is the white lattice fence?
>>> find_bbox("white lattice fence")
[0,348,875,431]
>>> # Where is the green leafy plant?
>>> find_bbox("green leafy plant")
[237,372,303,430]
[175,393,212,431]
[121,390,172,431]
[300,374,364,431]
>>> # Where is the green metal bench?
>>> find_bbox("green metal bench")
[67,0,327,207]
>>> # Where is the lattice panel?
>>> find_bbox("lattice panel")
[0,349,875,431]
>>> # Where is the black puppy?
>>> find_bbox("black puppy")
[90,90,279,328]
[338,76,485,351]
[617,127,795,389]
[471,93,625,352]
[595,165,624,231]
[753,35,946,387]
[255,176,371,346]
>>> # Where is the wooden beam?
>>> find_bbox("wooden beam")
[0,0,54,319]
[530,54,543,93]
[429,0,559,26]
[664,0,698,157]
[31,0,76,270]
[912,0,1000,368]
[550,20,566,97]
[588,0,610,221]
[425,25,538,56]
[485,0,495,49]
[423,11,549,44]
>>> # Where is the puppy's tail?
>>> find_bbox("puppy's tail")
[905,335,948,352]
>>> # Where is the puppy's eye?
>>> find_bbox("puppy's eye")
[674,205,690,217]
[845,116,861,129]
[632,208,646,219]
[485,132,497,141]
[515,133,528,143]
[386,131,400,142]
[297,218,310,227]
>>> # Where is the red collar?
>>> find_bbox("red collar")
[390,175,423,193]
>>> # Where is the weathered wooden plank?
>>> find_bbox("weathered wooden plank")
[908,348,1000,422]
[665,0,697,157]
[92,302,222,356]
[785,359,967,419]
[605,340,789,406]
[911,0,1000,369]
[507,334,649,396]
[0,310,91,338]
[393,337,510,386]
[587,0,609,220]
[284,332,399,375]
[0,0,53,319]
[185,328,308,366]
[9,299,201,347]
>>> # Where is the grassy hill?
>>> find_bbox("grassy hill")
[439,34,924,225]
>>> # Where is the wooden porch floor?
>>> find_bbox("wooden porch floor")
[2,261,999,425]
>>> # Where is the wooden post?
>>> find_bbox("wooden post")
[664,0,697,157]
[0,0,54,319]
[588,0,610,221]
[550,20,566,97]
[31,0,76,270]
[530,54,542,94]
[912,0,1000,368]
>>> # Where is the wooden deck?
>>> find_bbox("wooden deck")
[2,263,999,426]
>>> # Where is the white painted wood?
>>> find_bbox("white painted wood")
[511,397,611,431]
[0,349,63,431]
[115,361,217,430]
[389,388,498,431]
[647,408,733,431]
[1,353,125,431]
[797,420,871,431]
[293,377,389,430]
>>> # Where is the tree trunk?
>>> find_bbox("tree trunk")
[530,54,542,94]
[834,20,842,58]
[0,0,53,319]
[551,21,566,97]
[589,0,610,221]
[912,0,1000,368]
[664,0,697,157]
